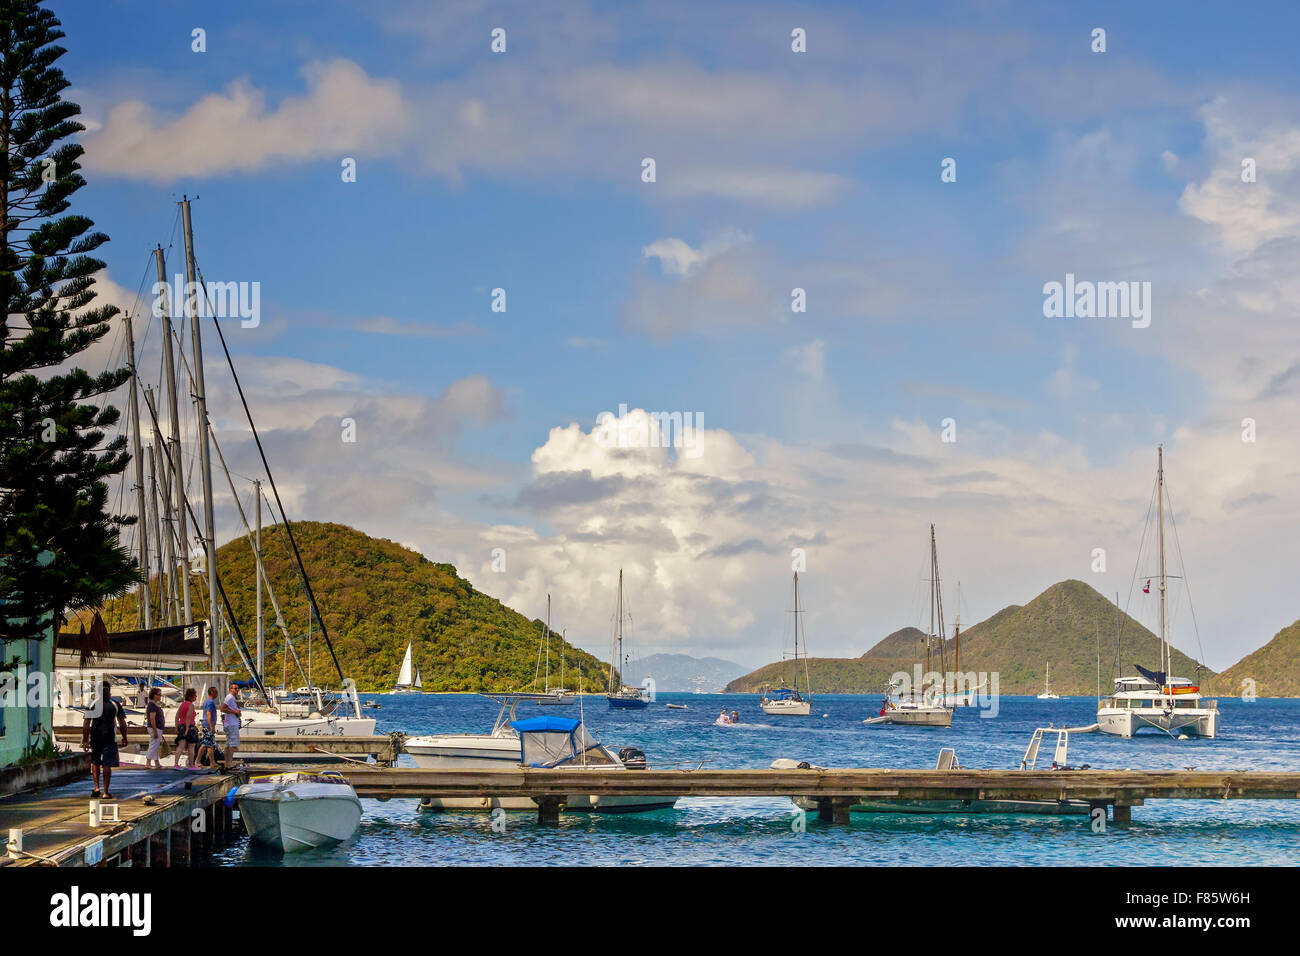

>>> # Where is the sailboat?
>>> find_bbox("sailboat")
[535,596,575,706]
[1037,662,1060,700]
[760,572,812,716]
[393,642,421,693]
[868,525,953,728]
[606,569,650,709]
[1097,448,1218,738]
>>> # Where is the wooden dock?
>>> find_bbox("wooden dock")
[1,767,241,867]
[288,766,1300,823]
[54,729,403,765]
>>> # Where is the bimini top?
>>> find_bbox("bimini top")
[510,715,581,734]
[509,715,607,767]
[765,687,802,700]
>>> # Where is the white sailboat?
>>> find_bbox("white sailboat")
[393,642,421,693]
[1037,662,1060,700]
[760,571,813,716]
[535,596,575,706]
[1097,448,1218,738]
[868,525,953,728]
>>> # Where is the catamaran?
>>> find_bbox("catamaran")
[1097,448,1218,738]
[393,642,422,693]
[606,570,650,709]
[760,572,812,716]
[1037,662,1060,700]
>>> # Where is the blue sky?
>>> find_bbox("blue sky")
[56,1,1300,670]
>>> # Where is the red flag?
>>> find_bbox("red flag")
[1143,580,1151,594]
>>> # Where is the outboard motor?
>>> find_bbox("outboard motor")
[618,746,647,770]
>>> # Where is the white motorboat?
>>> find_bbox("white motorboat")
[405,694,676,813]
[233,771,362,853]
[1097,449,1218,739]
[759,571,813,716]
[1037,662,1061,700]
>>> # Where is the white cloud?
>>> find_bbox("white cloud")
[83,60,411,181]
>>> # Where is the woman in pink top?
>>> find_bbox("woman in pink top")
[173,687,199,768]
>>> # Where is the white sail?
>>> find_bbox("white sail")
[414,667,422,689]
[397,642,414,687]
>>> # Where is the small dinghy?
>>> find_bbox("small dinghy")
[233,771,362,853]
[665,703,688,710]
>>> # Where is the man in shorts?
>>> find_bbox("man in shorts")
[81,681,129,798]
[219,682,242,770]
[196,686,221,770]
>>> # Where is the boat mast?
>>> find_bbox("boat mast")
[144,446,163,627]
[954,580,961,677]
[155,245,192,626]
[545,593,551,694]
[617,570,624,690]
[123,310,150,629]
[1156,446,1169,682]
[927,525,935,676]
[255,478,264,676]
[142,387,177,625]
[180,197,219,669]
[792,571,800,695]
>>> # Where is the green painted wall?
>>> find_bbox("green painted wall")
[1,627,55,768]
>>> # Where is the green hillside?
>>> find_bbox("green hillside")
[1210,620,1300,698]
[98,521,613,693]
[727,579,1215,695]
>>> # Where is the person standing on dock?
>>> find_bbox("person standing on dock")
[145,688,165,770]
[82,682,129,798]
[196,686,220,770]
[220,682,243,770]
[174,688,199,768]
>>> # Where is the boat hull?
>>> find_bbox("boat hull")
[760,699,811,716]
[606,695,649,710]
[406,735,675,813]
[885,707,953,727]
[236,785,362,853]
[1097,707,1217,738]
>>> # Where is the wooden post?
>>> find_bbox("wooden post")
[537,797,562,825]
[150,828,171,867]
[1113,803,1132,824]
[213,801,224,847]
[201,806,215,855]
[131,838,148,868]
[171,822,191,867]
[832,798,853,825]
[817,798,833,822]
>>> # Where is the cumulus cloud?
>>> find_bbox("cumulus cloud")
[83,60,412,181]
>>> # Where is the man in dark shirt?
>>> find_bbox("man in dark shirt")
[81,681,130,798]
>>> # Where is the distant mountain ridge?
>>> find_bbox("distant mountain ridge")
[94,521,613,693]
[727,579,1216,695]
[1210,621,1300,698]
[623,653,746,693]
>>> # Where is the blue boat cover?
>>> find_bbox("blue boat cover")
[1134,664,1167,686]
[510,715,582,733]
[766,688,801,699]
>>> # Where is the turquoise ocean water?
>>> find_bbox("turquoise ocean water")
[213,693,1300,867]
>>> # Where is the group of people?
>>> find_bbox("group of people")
[81,680,245,797]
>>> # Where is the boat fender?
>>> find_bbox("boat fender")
[797,761,812,770]
[224,791,237,808]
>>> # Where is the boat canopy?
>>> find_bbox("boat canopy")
[766,688,801,700]
[1134,664,1167,686]
[509,716,606,767]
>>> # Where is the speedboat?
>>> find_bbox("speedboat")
[233,771,362,852]
[405,694,675,813]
